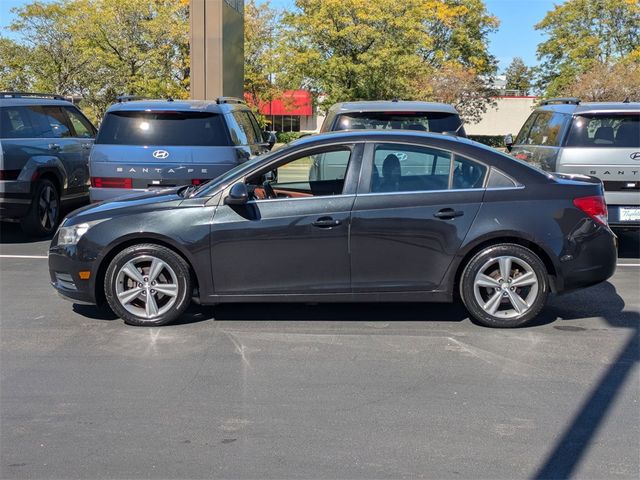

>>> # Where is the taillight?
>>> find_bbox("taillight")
[573,195,608,226]
[91,177,133,189]
[191,179,205,186]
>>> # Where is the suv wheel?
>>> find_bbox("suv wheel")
[21,179,60,237]
[460,244,549,328]
[104,244,192,327]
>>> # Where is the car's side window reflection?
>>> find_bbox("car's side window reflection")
[371,144,452,193]
[247,147,352,200]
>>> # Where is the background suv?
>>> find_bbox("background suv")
[0,92,97,236]
[507,98,640,227]
[89,97,274,202]
[320,100,466,136]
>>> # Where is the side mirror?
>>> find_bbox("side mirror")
[224,182,248,205]
[263,131,276,150]
[504,134,514,152]
[263,170,276,182]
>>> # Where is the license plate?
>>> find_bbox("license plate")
[620,207,640,221]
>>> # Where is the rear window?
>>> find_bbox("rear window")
[331,112,464,135]
[95,111,229,146]
[565,114,640,148]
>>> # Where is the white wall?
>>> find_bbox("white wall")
[465,97,538,136]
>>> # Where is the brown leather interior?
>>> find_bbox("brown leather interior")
[252,187,313,200]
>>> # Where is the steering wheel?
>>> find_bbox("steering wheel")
[262,181,277,199]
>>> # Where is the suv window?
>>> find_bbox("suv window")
[514,112,538,145]
[33,106,73,138]
[0,106,43,138]
[521,111,567,146]
[229,111,263,145]
[332,112,464,135]
[565,114,640,148]
[95,111,228,146]
[64,106,95,138]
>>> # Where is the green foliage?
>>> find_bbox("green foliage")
[504,57,532,95]
[535,0,640,97]
[275,131,304,143]
[1,0,190,122]
[280,0,498,115]
[467,135,505,148]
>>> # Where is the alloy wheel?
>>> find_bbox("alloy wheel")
[472,255,539,319]
[38,185,58,231]
[115,255,179,320]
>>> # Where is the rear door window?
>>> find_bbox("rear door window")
[565,114,640,148]
[523,112,567,146]
[229,111,263,145]
[35,106,73,138]
[95,111,229,146]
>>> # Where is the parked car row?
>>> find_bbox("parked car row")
[0,91,635,328]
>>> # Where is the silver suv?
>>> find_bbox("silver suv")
[506,98,640,227]
[89,97,274,202]
[0,92,97,236]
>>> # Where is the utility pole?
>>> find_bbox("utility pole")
[190,0,244,100]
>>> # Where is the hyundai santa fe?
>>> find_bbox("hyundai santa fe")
[49,130,617,328]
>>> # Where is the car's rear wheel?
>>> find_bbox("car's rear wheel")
[21,179,60,237]
[460,244,548,328]
[104,244,192,326]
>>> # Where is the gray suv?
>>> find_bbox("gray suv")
[89,97,274,202]
[506,98,639,227]
[0,92,97,236]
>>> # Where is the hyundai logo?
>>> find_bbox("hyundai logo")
[631,152,640,160]
[152,149,169,159]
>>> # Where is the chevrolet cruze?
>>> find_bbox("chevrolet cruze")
[49,130,617,328]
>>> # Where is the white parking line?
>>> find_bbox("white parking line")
[617,263,640,267]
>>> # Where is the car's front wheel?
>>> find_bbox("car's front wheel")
[104,244,192,326]
[460,244,549,328]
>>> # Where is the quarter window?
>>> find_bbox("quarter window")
[523,112,567,146]
[230,111,263,145]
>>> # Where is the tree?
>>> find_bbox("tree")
[504,57,531,95]
[244,0,282,127]
[1,0,190,122]
[561,61,640,101]
[535,0,640,97]
[281,0,498,112]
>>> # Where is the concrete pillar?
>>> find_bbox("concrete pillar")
[190,0,244,100]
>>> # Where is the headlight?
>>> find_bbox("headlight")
[57,223,91,245]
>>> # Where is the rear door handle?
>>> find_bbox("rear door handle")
[434,208,464,220]
[312,216,342,228]
[48,143,61,151]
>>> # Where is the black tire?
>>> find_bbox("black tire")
[21,179,60,237]
[460,243,549,328]
[104,244,192,327]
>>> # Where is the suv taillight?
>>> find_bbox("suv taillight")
[573,196,608,226]
[91,177,133,189]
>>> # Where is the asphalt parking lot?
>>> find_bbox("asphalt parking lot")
[1,221,638,480]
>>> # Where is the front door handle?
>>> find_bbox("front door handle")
[48,143,61,151]
[434,208,464,220]
[312,216,342,228]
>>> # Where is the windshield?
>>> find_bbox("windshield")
[96,111,229,146]
[333,112,464,135]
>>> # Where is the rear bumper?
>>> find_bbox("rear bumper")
[607,205,640,227]
[556,222,618,293]
[0,180,32,219]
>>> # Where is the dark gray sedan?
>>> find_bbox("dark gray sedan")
[49,130,617,328]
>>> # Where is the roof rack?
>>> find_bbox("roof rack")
[216,96,245,105]
[0,91,66,100]
[116,95,149,103]
[541,97,581,106]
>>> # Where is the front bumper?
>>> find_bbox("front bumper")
[49,240,99,305]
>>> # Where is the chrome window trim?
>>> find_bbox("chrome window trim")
[248,193,357,204]
[356,185,525,198]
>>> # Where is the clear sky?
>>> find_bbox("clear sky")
[1,0,564,73]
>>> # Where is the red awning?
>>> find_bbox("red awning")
[246,90,312,116]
